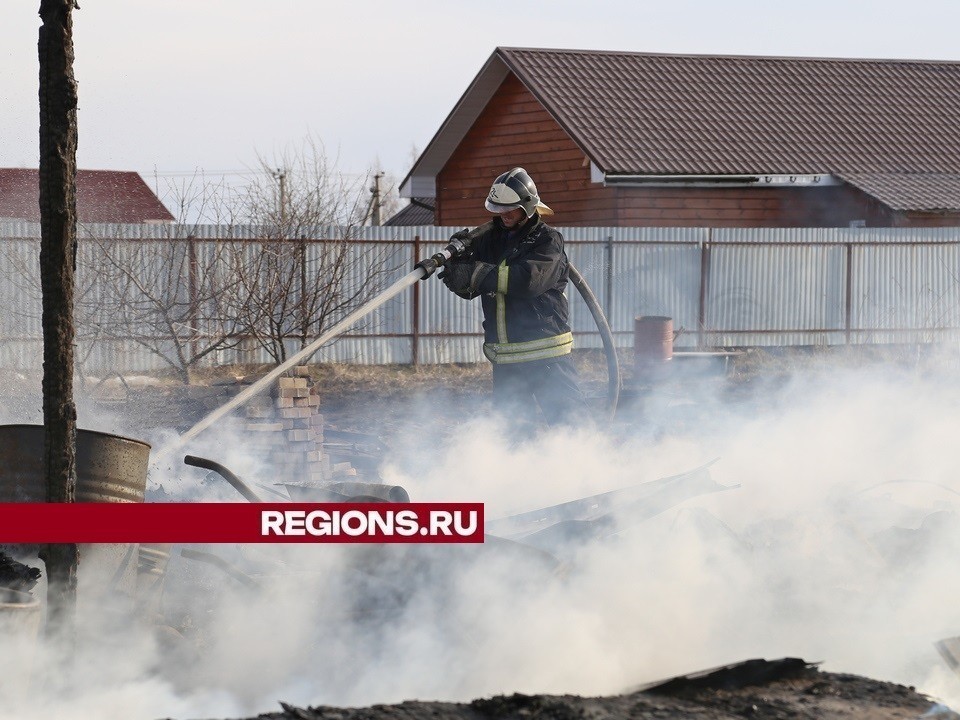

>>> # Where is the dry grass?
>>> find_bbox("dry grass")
[81,343,948,396]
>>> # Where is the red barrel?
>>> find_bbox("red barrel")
[634,316,673,364]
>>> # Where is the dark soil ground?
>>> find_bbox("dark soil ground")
[83,347,730,445]
[203,659,940,720]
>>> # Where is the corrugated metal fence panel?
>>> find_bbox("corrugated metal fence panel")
[560,226,704,244]
[852,243,960,342]
[706,243,847,346]
[588,241,703,349]
[0,221,42,238]
[0,238,42,338]
[4,222,960,373]
[710,227,960,245]
[10,222,960,244]
[416,240,484,363]
[565,227,707,350]
[566,243,606,350]
[319,236,416,364]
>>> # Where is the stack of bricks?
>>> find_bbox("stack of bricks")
[242,365,357,486]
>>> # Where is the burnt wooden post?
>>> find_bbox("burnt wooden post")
[37,0,80,640]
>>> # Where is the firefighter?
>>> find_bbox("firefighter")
[439,167,586,426]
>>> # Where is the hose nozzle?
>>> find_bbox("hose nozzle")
[415,221,494,279]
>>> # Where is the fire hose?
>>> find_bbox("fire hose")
[160,224,620,458]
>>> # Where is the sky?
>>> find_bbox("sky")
[3,0,960,206]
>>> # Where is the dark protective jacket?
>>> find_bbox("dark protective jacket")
[468,213,573,364]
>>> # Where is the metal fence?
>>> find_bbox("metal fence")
[2,221,960,375]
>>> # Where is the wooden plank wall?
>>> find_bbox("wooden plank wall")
[435,73,959,228]
[436,74,607,227]
[611,184,894,228]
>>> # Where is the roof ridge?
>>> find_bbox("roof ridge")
[497,46,960,66]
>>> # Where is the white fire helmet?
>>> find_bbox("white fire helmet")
[484,167,553,218]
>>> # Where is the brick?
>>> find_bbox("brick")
[279,387,310,398]
[279,407,312,419]
[245,422,284,432]
[275,397,294,408]
[278,377,308,389]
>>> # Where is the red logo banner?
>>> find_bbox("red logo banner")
[0,503,484,543]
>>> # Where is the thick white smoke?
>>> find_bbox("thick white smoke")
[3,348,960,718]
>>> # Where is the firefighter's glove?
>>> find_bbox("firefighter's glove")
[447,228,472,261]
[440,260,495,299]
[439,260,476,299]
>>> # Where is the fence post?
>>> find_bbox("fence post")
[698,230,711,350]
[412,235,421,366]
[845,242,853,345]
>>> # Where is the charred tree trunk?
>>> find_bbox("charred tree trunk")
[37,0,80,640]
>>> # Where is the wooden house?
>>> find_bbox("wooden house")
[399,48,960,228]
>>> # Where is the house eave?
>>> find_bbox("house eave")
[399,54,511,199]
[599,172,841,188]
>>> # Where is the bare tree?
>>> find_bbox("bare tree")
[37,0,79,639]
[63,138,402,378]
[73,172,256,385]
[231,138,401,364]
[80,228,252,384]
[147,168,245,227]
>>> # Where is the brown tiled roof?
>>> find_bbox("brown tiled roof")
[0,168,174,223]
[836,173,960,211]
[384,198,436,226]
[496,48,960,210]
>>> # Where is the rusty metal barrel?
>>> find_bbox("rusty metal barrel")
[0,425,151,612]
[0,424,149,504]
[634,316,674,364]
